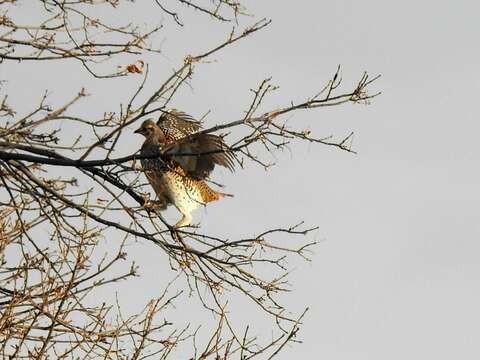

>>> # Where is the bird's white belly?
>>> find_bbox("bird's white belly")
[163,172,204,214]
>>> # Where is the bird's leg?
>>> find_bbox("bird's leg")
[174,212,192,229]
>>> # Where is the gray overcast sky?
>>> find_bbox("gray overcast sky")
[3,0,480,359]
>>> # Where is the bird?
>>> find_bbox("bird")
[135,111,235,228]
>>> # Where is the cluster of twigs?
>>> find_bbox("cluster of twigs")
[0,1,380,359]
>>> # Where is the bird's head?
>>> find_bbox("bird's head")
[134,119,165,141]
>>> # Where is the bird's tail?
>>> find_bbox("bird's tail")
[206,189,234,202]
[199,181,233,203]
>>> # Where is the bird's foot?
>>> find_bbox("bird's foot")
[131,159,143,172]
[174,214,193,229]
[144,199,167,212]
[173,223,199,230]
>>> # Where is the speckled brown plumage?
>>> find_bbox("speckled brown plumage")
[135,116,233,228]
[157,109,202,143]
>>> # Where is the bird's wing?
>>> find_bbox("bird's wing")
[162,132,235,180]
[157,109,203,143]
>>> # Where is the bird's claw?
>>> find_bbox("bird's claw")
[143,199,167,212]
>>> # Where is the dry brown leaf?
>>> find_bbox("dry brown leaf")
[125,60,144,74]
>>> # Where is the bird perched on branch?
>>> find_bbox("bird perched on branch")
[135,110,235,228]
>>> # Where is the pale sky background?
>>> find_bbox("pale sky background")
[2,0,480,359]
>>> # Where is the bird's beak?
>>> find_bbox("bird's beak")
[134,127,142,134]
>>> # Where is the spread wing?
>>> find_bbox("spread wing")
[157,109,202,144]
[162,132,235,180]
